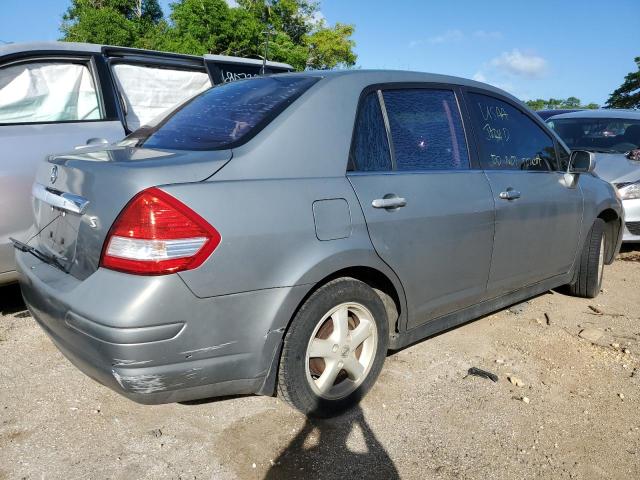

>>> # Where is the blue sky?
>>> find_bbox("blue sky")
[1,0,638,104]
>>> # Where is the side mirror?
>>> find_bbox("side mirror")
[568,150,595,174]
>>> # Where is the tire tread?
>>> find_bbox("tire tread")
[568,219,605,298]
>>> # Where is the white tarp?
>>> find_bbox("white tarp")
[0,62,100,123]
[112,64,211,131]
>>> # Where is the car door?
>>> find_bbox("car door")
[348,86,495,329]
[0,54,125,280]
[463,90,583,297]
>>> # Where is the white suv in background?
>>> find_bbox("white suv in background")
[0,41,291,284]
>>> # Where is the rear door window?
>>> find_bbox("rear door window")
[0,61,101,124]
[382,89,469,171]
[350,92,392,171]
[112,63,212,131]
[139,75,318,151]
[467,92,558,171]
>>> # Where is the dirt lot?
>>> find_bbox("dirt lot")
[1,248,639,480]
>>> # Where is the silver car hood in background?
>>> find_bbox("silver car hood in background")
[593,152,640,184]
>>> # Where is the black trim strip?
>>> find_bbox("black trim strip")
[390,272,572,349]
[101,45,203,65]
[108,56,207,72]
[92,53,121,122]
[376,89,397,170]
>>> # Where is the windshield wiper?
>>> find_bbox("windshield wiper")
[10,238,69,274]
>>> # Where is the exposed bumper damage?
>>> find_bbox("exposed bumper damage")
[16,249,309,404]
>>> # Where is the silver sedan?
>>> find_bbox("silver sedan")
[16,71,623,417]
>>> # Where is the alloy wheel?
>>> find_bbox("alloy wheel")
[304,302,378,400]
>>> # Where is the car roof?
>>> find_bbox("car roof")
[0,41,293,69]
[0,41,103,56]
[548,109,640,120]
[273,69,524,105]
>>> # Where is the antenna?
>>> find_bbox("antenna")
[260,0,274,76]
[261,28,274,75]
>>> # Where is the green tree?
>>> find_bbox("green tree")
[61,0,163,47]
[546,98,563,110]
[525,97,600,111]
[161,0,355,70]
[306,22,356,69]
[151,0,244,55]
[61,0,357,71]
[525,99,547,111]
[606,56,640,109]
[562,96,581,108]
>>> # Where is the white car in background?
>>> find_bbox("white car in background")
[0,41,291,285]
[547,109,640,242]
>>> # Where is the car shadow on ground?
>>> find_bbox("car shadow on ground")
[619,243,640,253]
[263,405,399,480]
[0,283,27,317]
[617,243,640,262]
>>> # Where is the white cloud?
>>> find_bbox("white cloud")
[490,49,548,78]
[472,49,547,99]
[473,30,503,40]
[310,10,325,25]
[473,72,519,96]
[472,71,487,82]
[225,0,239,6]
[427,29,464,44]
[410,29,501,49]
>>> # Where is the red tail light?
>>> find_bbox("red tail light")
[100,187,220,275]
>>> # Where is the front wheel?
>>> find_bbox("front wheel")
[566,219,606,298]
[277,278,389,417]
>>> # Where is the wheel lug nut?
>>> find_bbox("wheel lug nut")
[338,361,344,368]
[332,344,339,353]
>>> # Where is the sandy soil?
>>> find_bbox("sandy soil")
[1,247,639,480]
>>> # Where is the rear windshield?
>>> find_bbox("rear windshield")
[135,75,318,151]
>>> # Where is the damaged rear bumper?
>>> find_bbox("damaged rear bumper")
[16,250,308,404]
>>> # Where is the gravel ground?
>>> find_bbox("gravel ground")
[1,248,639,480]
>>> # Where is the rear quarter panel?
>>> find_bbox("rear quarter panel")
[170,177,404,300]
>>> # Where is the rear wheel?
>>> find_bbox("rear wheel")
[567,219,606,298]
[277,278,388,417]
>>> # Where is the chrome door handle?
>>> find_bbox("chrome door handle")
[372,196,407,209]
[499,190,521,200]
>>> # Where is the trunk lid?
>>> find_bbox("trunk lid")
[30,145,231,280]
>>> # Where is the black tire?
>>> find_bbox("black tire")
[277,277,389,417]
[567,219,606,298]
